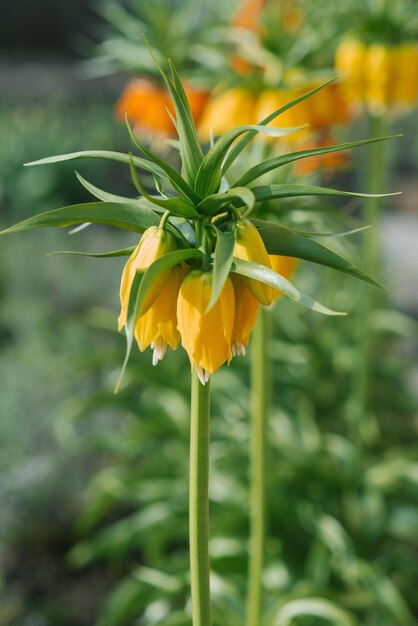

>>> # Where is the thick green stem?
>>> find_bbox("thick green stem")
[350,113,386,455]
[246,307,271,626]
[189,366,212,626]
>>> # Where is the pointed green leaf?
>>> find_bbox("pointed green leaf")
[128,155,198,218]
[247,184,400,205]
[252,220,384,288]
[207,229,236,312]
[0,202,160,236]
[222,77,337,175]
[232,257,346,316]
[197,187,255,215]
[47,247,135,258]
[75,171,138,204]
[195,124,307,198]
[143,41,203,184]
[125,115,202,203]
[115,271,143,394]
[24,150,167,180]
[234,135,402,188]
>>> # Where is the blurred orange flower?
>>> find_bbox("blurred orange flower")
[115,78,209,136]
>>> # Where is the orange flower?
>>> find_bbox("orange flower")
[198,89,256,141]
[115,78,209,137]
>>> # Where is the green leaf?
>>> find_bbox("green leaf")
[128,154,198,218]
[124,115,202,204]
[0,202,160,235]
[24,150,167,180]
[207,229,236,312]
[232,257,346,316]
[246,184,400,205]
[197,187,255,215]
[234,135,402,187]
[47,247,135,258]
[143,41,203,184]
[115,248,202,393]
[195,124,307,198]
[222,77,337,175]
[252,220,383,288]
[75,171,138,204]
[274,597,359,626]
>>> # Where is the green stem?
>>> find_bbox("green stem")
[189,366,212,626]
[350,113,386,457]
[246,306,271,626]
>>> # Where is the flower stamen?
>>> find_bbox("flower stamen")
[151,337,168,366]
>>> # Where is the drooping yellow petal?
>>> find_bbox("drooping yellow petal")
[335,38,367,105]
[365,44,393,114]
[118,226,177,330]
[392,44,418,107]
[135,264,189,363]
[177,270,235,375]
[231,274,260,355]
[269,255,298,302]
[234,219,273,305]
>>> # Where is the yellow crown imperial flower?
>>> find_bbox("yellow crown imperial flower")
[177,270,235,384]
[233,218,273,306]
[269,255,298,302]
[135,263,189,365]
[198,88,256,142]
[118,226,177,332]
[230,274,260,357]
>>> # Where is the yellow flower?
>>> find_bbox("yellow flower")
[177,270,235,383]
[135,264,189,365]
[335,38,367,105]
[392,44,418,106]
[231,274,260,356]
[269,254,298,301]
[254,88,310,144]
[365,44,393,114]
[118,226,177,331]
[198,89,256,141]
[234,219,273,305]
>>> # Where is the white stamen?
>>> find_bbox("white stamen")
[151,337,168,366]
[232,342,246,357]
[196,366,210,385]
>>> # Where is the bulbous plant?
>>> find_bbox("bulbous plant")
[1,51,398,626]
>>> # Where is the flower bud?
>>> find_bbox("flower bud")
[234,219,273,305]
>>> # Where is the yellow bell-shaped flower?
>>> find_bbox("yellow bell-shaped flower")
[230,274,260,356]
[234,219,273,306]
[177,270,235,383]
[135,264,189,365]
[254,88,310,144]
[392,44,418,107]
[335,38,367,104]
[198,88,256,141]
[269,254,298,302]
[365,44,393,114]
[118,226,177,331]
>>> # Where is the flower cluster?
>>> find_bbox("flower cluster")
[336,39,418,114]
[119,220,295,385]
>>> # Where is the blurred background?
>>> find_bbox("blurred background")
[1,1,417,625]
